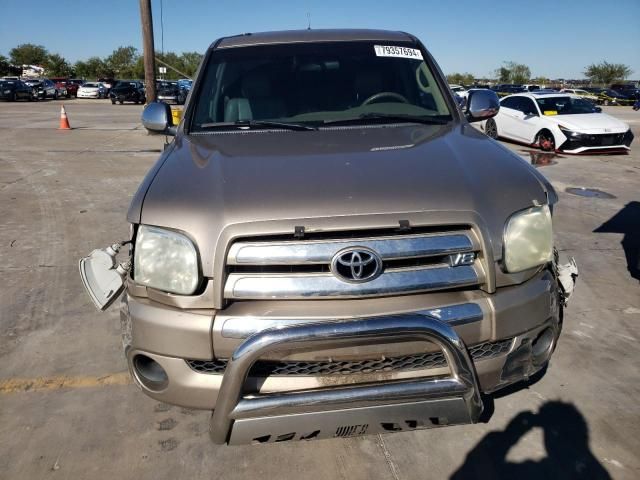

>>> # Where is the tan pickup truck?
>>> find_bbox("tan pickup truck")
[80,28,578,445]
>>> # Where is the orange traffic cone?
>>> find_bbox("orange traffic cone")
[59,104,71,130]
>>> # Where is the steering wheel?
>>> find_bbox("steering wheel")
[361,91,409,106]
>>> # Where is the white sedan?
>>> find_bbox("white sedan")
[77,82,107,99]
[482,92,633,153]
[449,84,468,98]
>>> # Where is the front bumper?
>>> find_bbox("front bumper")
[559,129,633,153]
[122,269,561,425]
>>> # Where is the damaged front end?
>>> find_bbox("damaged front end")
[79,242,131,311]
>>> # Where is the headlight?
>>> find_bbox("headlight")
[503,205,553,273]
[134,225,199,294]
[4,90,11,94]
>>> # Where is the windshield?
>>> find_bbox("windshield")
[192,41,452,131]
[536,96,600,115]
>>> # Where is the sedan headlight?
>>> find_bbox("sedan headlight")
[3,90,11,94]
[503,205,553,273]
[134,225,199,294]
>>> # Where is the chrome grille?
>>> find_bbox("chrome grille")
[186,338,512,376]
[224,230,483,300]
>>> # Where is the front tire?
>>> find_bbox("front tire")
[537,130,556,152]
[485,118,498,139]
[53,90,58,100]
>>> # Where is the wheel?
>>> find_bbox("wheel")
[111,99,116,105]
[484,118,498,139]
[119,100,124,105]
[536,131,556,152]
[53,90,58,100]
[66,91,71,98]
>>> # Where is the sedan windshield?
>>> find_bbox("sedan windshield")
[535,96,600,115]
[192,41,452,131]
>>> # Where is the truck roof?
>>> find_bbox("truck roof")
[214,29,414,50]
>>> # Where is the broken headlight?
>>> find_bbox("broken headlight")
[503,205,553,273]
[134,225,199,294]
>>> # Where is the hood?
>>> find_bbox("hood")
[544,113,629,134]
[131,124,550,276]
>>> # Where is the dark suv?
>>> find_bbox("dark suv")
[109,80,146,104]
[81,29,578,445]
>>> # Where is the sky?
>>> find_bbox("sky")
[1,0,639,79]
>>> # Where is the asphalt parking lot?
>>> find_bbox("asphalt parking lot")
[0,99,639,479]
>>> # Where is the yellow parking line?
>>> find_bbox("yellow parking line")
[0,372,132,394]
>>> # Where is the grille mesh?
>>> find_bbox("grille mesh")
[186,338,512,376]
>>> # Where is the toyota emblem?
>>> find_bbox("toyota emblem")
[331,248,382,283]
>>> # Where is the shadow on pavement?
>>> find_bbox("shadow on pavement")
[451,401,611,480]
[594,201,640,282]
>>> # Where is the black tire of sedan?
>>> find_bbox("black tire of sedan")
[485,118,498,139]
[54,91,58,100]
[537,131,556,152]
[111,99,116,105]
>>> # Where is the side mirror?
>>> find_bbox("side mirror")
[464,89,500,122]
[142,101,176,135]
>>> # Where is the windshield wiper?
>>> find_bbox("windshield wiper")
[200,120,317,131]
[323,113,449,126]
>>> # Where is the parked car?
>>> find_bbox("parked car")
[483,92,633,153]
[492,84,526,96]
[596,89,634,106]
[0,79,37,101]
[522,84,541,92]
[177,78,193,91]
[449,84,467,98]
[77,82,108,99]
[97,77,116,93]
[109,80,146,104]
[80,28,579,446]
[23,78,61,100]
[51,77,78,97]
[610,84,640,100]
[156,80,186,104]
[559,88,599,102]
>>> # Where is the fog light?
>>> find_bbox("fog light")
[133,354,168,391]
[531,327,555,365]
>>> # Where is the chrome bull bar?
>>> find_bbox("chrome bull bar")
[209,315,483,445]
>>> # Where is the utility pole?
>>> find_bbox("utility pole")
[139,0,156,104]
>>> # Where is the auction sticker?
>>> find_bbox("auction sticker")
[374,45,423,60]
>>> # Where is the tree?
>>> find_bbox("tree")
[494,61,531,84]
[9,43,48,66]
[446,72,475,86]
[584,61,632,86]
[496,66,511,83]
[180,51,203,77]
[73,56,110,80]
[0,54,9,76]
[106,46,139,79]
[45,53,72,77]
